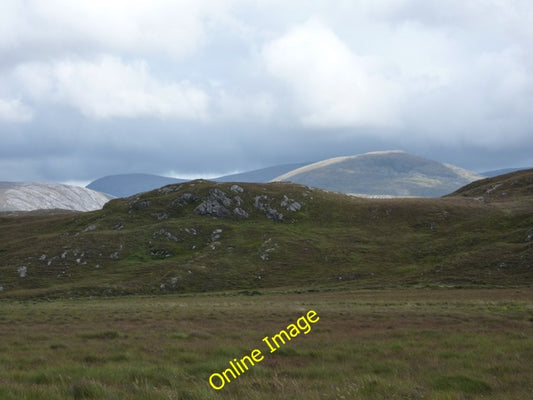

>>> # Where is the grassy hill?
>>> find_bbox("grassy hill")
[1,170,532,298]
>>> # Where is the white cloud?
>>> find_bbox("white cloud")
[262,21,402,128]
[16,56,209,119]
[0,98,33,122]
[0,0,235,59]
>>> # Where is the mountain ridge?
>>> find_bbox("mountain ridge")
[272,150,484,197]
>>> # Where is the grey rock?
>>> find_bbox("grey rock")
[194,189,233,217]
[254,195,269,211]
[210,188,232,207]
[254,195,283,221]
[84,224,97,232]
[112,223,124,230]
[281,195,302,211]
[266,208,284,221]
[18,266,27,278]
[132,200,151,210]
[194,199,231,217]
[233,207,249,219]
[152,212,169,220]
[230,184,244,193]
[153,229,178,241]
[169,193,200,207]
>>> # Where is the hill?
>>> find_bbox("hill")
[0,182,113,212]
[215,163,309,183]
[86,173,186,197]
[87,165,310,198]
[273,150,484,197]
[0,169,531,298]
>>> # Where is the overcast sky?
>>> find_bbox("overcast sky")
[1,0,532,184]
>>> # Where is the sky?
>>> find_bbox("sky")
[1,0,532,185]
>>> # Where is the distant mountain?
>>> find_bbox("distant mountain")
[214,163,309,183]
[480,168,530,178]
[87,174,186,197]
[0,182,113,212]
[272,150,484,197]
[87,166,311,198]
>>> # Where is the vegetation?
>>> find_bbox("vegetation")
[0,170,531,398]
[0,171,532,298]
[0,289,531,399]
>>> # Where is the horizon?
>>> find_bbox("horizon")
[1,2,532,183]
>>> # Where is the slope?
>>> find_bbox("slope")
[273,150,484,197]
[215,163,309,183]
[1,170,531,298]
[0,182,113,212]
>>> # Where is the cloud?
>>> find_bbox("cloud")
[0,0,235,61]
[261,21,402,128]
[0,97,32,122]
[15,56,209,119]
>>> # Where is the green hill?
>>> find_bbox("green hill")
[1,171,532,298]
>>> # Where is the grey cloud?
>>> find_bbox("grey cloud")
[0,1,532,183]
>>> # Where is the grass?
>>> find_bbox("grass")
[0,288,531,399]
[0,179,532,298]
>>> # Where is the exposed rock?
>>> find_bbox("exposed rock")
[112,223,124,230]
[233,207,249,219]
[194,189,233,217]
[230,184,244,193]
[233,196,243,206]
[169,193,200,207]
[254,195,283,221]
[211,228,223,241]
[210,188,232,207]
[281,195,302,211]
[153,229,178,241]
[132,200,151,210]
[184,228,197,235]
[84,224,97,232]
[194,199,231,217]
[266,209,284,221]
[152,212,169,220]
[18,266,27,278]
[0,286,3,292]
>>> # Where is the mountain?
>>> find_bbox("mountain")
[480,167,531,177]
[0,182,113,212]
[215,163,309,183]
[87,173,186,197]
[87,165,311,198]
[272,150,484,197]
[1,170,531,298]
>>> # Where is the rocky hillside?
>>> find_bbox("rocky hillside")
[273,150,484,197]
[449,168,533,201]
[0,182,113,212]
[1,171,531,298]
